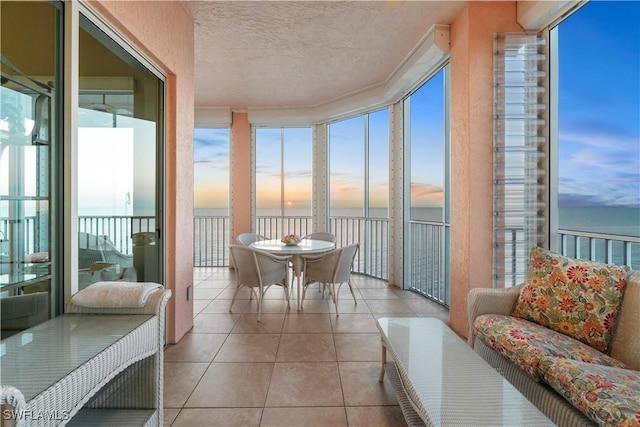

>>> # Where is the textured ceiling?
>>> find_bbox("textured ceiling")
[184,1,466,110]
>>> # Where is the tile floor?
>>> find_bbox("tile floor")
[163,267,450,427]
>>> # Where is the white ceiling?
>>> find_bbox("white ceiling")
[184,1,467,111]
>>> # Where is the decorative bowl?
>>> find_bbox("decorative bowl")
[281,234,301,246]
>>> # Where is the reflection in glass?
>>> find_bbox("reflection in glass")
[1,1,57,338]
[78,16,162,288]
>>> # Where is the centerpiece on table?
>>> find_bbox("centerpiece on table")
[281,234,301,246]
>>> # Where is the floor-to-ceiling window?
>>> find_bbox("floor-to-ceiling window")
[550,1,639,269]
[77,12,164,287]
[254,127,313,238]
[0,1,61,338]
[193,127,230,266]
[404,67,450,305]
[328,109,390,278]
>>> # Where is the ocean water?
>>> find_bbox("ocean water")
[559,207,639,237]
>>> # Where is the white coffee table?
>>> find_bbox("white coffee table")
[377,317,555,426]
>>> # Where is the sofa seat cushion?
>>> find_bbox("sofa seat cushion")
[473,314,628,381]
[512,247,630,353]
[540,357,640,426]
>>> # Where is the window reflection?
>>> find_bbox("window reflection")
[1,1,57,338]
[77,17,162,288]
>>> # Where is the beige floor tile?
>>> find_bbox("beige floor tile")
[345,406,408,427]
[282,313,332,333]
[330,313,379,333]
[232,313,286,333]
[365,300,415,315]
[195,279,233,289]
[163,408,180,426]
[334,333,381,361]
[265,362,344,407]
[217,287,254,300]
[339,361,398,406]
[261,286,290,300]
[215,334,281,362]
[276,333,336,362]
[164,333,227,362]
[193,313,242,333]
[193,299,211,315]
[357,288,401,300]
[203,298,249,314]
[328,299,372,314]
[296,298,330,313]
[172,408,263,427]
[244,297,292,314]
[163,362,209,408]
[372,313,418,321]
[355,279,393,289]
[185,362,274,407]
[260,407,348,427]
[403,298,450,319]
[194,288,224,300]
[173,267,452,425]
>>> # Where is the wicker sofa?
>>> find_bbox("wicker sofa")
[468,248,640,427]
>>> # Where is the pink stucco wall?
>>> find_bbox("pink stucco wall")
[88,1,194,343]
[449,2,522,337]
[230,113,252,242]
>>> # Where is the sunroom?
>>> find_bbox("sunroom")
[1,0,638,424]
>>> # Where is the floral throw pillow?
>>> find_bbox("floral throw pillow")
[512,246,630,353]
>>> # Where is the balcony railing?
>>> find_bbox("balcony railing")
[194,216,231,267]
[4,216,637,295]
[557,229,640,270]
[0,216,155,257]
[78,216,155,255]
[406,220,449,306]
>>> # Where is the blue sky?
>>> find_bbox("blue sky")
[557,0,640,208]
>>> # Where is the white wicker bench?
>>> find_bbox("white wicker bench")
[376,317,555,426]
[0,288,170,427]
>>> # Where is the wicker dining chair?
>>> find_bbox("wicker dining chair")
[236,233,268,246]
[301,232,336,244]
[300,243,359,316]
[228,244,292,321]
[302,232,337,292]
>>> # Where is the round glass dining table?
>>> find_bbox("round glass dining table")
[250,239,335,310]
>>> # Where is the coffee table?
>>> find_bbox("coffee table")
[377,317,555,426]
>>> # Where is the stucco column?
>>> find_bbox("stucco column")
[230,112,252,242]
[448,2,522,337]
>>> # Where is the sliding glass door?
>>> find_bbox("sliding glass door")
[77,13,164,288]
[0,1,61,338]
